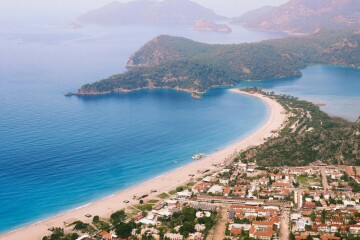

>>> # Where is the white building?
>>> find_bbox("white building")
[207,185,224,195]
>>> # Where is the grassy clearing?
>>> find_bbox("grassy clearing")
[157,192,169,199]
[168,190,177,195]
[134,204,153,212]
[186,182,195,187]
[297,175,321,187]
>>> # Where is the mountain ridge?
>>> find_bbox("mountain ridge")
[235,0,360,34]
[231,6,276,25]
[78,0,226,26]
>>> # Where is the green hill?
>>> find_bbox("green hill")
[71,30,360,96]
[238,88,360,166]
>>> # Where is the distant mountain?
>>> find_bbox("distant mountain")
[69,29,360,97]
[239,0,360,34]
[231,6,276,25]
[78,0,226,26]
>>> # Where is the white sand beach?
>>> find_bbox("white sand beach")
[0,89,288,240]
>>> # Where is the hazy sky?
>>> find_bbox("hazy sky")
[0,0,288,24]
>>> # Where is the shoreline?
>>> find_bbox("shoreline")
[1,88,288,240]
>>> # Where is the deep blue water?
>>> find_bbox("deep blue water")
[0,22,359,233]
[0,24,280,232]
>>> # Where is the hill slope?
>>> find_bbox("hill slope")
[231,6,276,25]
[239,88,360,166]
[78,0,225,25]
[241,0,360,34]
[71,30,360,96]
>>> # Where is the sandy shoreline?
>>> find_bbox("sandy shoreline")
[1,89,288,240]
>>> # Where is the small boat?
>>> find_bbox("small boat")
[192,153,205,160]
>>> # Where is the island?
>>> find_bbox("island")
[67,29,360,97]
[192,20,232,33]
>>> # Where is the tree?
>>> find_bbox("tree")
[49,228,64,240]
[110,210,126,224]
[179,222,195,235]
[92,215,100,223]
[341,172,349,181]
[306,234,313,240]
[115,221,136,239]
[182,231,189,238]
[289,232,296,240]
[74,221,88,231]
[321,209,326,224]
[310,211,316,222]
[349,216,357,225]
[68,233,79,240]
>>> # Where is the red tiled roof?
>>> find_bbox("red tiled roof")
[224,186,231,194]
[320,234,341,240]
[99,231,112,240]
[230,226,242,236]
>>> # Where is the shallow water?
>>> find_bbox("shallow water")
[0,23,279,232]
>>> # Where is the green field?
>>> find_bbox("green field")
[297,175,321,187]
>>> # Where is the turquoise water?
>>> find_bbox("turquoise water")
[1,22,359,233]
[237,65,360,121]
[0,24,279,233]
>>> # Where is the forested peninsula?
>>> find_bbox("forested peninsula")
[69,30,360,97]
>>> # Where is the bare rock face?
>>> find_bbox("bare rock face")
[244,0,360,34]
[192,20,232,33]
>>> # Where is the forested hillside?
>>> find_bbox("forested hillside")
[239,88,360,166]
[71,30,360,96]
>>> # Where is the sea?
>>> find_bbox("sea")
[0,23,359,233]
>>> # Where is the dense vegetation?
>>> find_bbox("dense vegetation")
[73,30,360,96]
[158,207,217,238]
[41,228,78,240]
[239,88,360,167]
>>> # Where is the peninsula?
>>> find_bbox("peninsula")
[68,29,360,97]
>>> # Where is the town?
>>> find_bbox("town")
[41,89,360,240]
[42,161,360,240]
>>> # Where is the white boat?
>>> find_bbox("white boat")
[192,153,205,160]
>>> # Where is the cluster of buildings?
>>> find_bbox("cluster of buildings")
[66,161,360,240]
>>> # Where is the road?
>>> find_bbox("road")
[320,167,328,191]
[207,206,227,240]
[280,209,290,240]
[297,189,303,209]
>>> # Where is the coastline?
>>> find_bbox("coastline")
[0,88,288,240]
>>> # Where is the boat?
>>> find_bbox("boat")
[192,153,205,160]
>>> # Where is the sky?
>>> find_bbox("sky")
[0,0,288,24]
